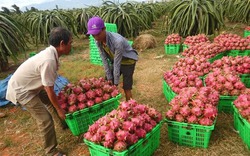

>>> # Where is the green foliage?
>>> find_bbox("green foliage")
[167,0,224,37]
[11,4,22,14]
[0,12,27,71]
[222,0,250,24]
[73,8,94,34]
[96,1,162,38]
[160,0,180,34]
[1,7,11,14]
[24,9,78,46]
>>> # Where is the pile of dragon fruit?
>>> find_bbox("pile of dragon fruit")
[213,33,250,51]
[233,94,250,123]
[84,99,162,152]
[163,56,213,94]
[183,34,210,47]
[211,56,250,74]
[165,87,219,126]
[182,42,226,59]
[204,68,249,96]
[245,26,250,31]
[172,56,211,77]
[164,33,182,44]
[57,77,119,113]
[163,71,203,94]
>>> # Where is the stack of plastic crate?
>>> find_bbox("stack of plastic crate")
[89,35,102,65]
[89,23,118,65]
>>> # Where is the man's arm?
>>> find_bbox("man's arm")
[98,46,113,81]
[113,48,123,85]
[44,86,66,120]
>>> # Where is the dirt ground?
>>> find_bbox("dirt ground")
[0,19,250,156]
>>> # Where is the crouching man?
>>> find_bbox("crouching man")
[6,27,72,156]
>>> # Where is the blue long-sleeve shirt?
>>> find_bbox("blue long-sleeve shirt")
[95,32,138,85]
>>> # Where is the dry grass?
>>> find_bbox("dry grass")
[0,19,250,156]
[133,34,157,52]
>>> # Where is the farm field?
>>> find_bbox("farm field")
[0,18,250,156]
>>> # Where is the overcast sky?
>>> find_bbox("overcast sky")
[0,0,55,8]
[0,0,145,9]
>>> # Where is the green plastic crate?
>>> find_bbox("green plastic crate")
[165,119,215,148]
[105,23,118,33]
[244,50,250,56]
[243,117,250,149]
[90,54,102,65]
[233,104,244,133]
[227,50,240,57]
[208,52,227,63]
[240,74,250,88]
[162,79,168,98]
[90,52,100,58]
[90,52,101,58]
[89,39,97,49]
[65,94,121,136]
[218,95,237,114]
[84,123,161,156]
[89,36,95,41]
[182,44,188,51]
[89,37,103,65]
[162,79,176,102]
[128,40,133,46]
[29,52,36,57]
[244,30,250,37]
[90,59,103,66]
[89,35,101,65]
[164,44,180,54]
[227,49,250,57]
[203,78,237,114]
[233,105,250,149]
[90,57,102,62]
[90,49,100,55]
[90,43,97,47]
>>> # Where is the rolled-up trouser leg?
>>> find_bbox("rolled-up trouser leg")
[24,96,58,155]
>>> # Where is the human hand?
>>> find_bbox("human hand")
[108,80,117,86]
[107,80,113,85]
[57,108,66,120]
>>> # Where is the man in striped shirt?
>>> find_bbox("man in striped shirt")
[87,16,138,101]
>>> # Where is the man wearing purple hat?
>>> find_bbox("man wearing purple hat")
[87,16,138,101]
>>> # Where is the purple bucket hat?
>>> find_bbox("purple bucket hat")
[87,16,105,35]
